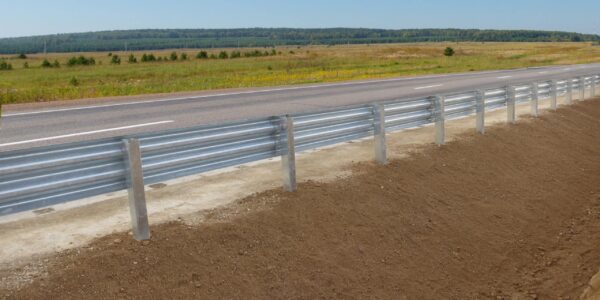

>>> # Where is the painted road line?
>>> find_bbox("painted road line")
[538,71,548,74]
[0,120,174,148]
[414,84,443,90]
[497,76,513,79]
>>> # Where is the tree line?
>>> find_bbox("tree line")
[0,49,281,70]
[0,28,598,54]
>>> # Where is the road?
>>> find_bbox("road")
[2,63,600,151]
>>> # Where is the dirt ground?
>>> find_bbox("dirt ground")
[2,98,600,299]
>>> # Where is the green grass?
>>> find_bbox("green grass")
[2,42,600,105]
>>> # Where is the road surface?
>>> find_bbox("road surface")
[1,63,600,151]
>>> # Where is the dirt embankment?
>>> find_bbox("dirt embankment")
[4,99,600,299]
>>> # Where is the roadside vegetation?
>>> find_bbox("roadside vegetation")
[0,60,12,70]
[1,42,600,104]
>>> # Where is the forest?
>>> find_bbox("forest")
[1,28,598,54]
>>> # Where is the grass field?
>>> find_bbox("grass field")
[1,42,600,105]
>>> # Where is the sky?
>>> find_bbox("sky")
[1,0,599,38]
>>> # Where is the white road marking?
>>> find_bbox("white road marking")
[497,76,513,79]
[414,84,443,90]
[538,71,548,74]
[0,120,174,148]
[2,67,559,118]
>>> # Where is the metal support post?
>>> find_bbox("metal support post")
[579,76,585,101]
[280,115,297,192]
[372,103,387,165]
[122,138,150,241]
[550,80,557,110]
[475,90,485,134]
[433,95,445,145]
[566,79,573,105]
[530,83,539,117]
[591,75,597,98]
[506,86,516,124]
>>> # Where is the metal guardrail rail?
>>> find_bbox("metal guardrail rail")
[1,74,599,240]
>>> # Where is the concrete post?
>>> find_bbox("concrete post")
[550,80,558,111]
[122,138,151,241]
[579,76,585,101]
[372,103,387,165]
[475,90,485,134]
[566,79,573,105]
[506,86,516,124]
[530,83,539,117]
[433,95,445,145]
[280,115,297,192]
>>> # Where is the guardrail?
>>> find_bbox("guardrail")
[1,74,599,240]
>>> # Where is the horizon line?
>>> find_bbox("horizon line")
[2,27,599,40]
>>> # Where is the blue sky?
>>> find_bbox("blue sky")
[1,0,599,38]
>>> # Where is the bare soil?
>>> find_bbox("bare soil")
[4,99,600,299]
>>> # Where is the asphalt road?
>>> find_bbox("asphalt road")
[2,63,600,152]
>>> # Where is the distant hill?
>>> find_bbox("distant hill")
[1,28,598,54]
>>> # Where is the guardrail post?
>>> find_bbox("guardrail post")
[579,76,585,101]
[372,103,387,165]
[530,83,539,117]
[566,79,573,105]
[550,80,558,110]
[506,86,516,124]
[280,115,297,192]
[122,138,151,241]
[433,95,445,145]
[591,75,596,98]
[475,90,485,134]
